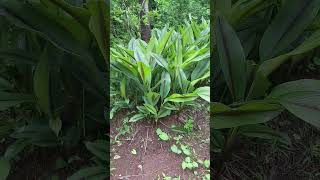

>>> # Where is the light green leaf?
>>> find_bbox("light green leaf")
[180,144,191,156]
[194,86,210,102]
[129,114,145,123]
[160,71,171,100]
[170,144,182,154]
[164,93,198,103]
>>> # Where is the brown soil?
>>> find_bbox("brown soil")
[110,106,210,180]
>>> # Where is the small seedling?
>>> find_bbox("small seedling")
[131,149,137,155]
[203,160,210,169]
[181,157,198,170]
[170,144,182,154]
[180,144,191,156]
[115,117,131,142]
[156,128,170,141]
[183,117,194,133]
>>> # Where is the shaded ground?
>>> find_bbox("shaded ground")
[221,113,320,180]
[7,146,91,180]
[0,111,92,180]
[110,104,210,180]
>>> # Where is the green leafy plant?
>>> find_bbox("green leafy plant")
[0,0,109,178]
[212,0,320,178]
[156,128,170,141]
[181,156,198,170]
[111,20,210,122]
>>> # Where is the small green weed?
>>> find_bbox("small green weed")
[156,128,170,141]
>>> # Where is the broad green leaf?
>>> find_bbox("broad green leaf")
[33,47,52,116]
[143,92,160,106]
[164,93,198,103]
[0,158,10,180]
[182,51,210,68]
[215,13,247,101]
[229,0,274,25]
[213,110,282,129]
[156,128,170,141]
[203,160,210,169]
[268,79,320,128]
[85,140,108,161]
[259,0,320,61]
[191,60,209,81]
[151,53,168,70]
[157,107,171,118]
[134,46,148,65]
[176,68,189,93]
[212,102,283,129]
[144,103,157,115]
[259,29,320,77]
[239,124,291,145]
[156,29,173,54]
[190,71,210,87]
[87,0,110,62]
[160,72,171,100]
[129,114,145,123]
[0,91,33,110]
[194,86,210,102]
[120,78,126,99]
[0,0,91,58]
[137,62,152,87]
[180,144,191,155]
[170,144,182,154]
[47,0,90,28]
[249,30,320,98]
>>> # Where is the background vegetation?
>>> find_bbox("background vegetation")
[212,0,320,179]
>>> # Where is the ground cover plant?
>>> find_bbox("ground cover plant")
[0,0,108,179]
[212,0,320,179]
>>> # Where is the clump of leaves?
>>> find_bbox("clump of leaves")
[181,157,198,170]
[115,117,131,142]
[111,20,210,122]
[183,117,194,133]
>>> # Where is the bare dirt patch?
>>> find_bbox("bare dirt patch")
[110,105,210,180]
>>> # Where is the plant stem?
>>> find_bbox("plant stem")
[214,127,238,179]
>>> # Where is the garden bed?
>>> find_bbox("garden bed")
[110,106,210,179]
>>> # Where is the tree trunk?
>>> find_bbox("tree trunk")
[140,0,151,42]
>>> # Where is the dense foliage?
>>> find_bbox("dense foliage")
[212,0,320,178]
[111,0,209,44]
[0,0,108,179]
[111,20,210,122]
